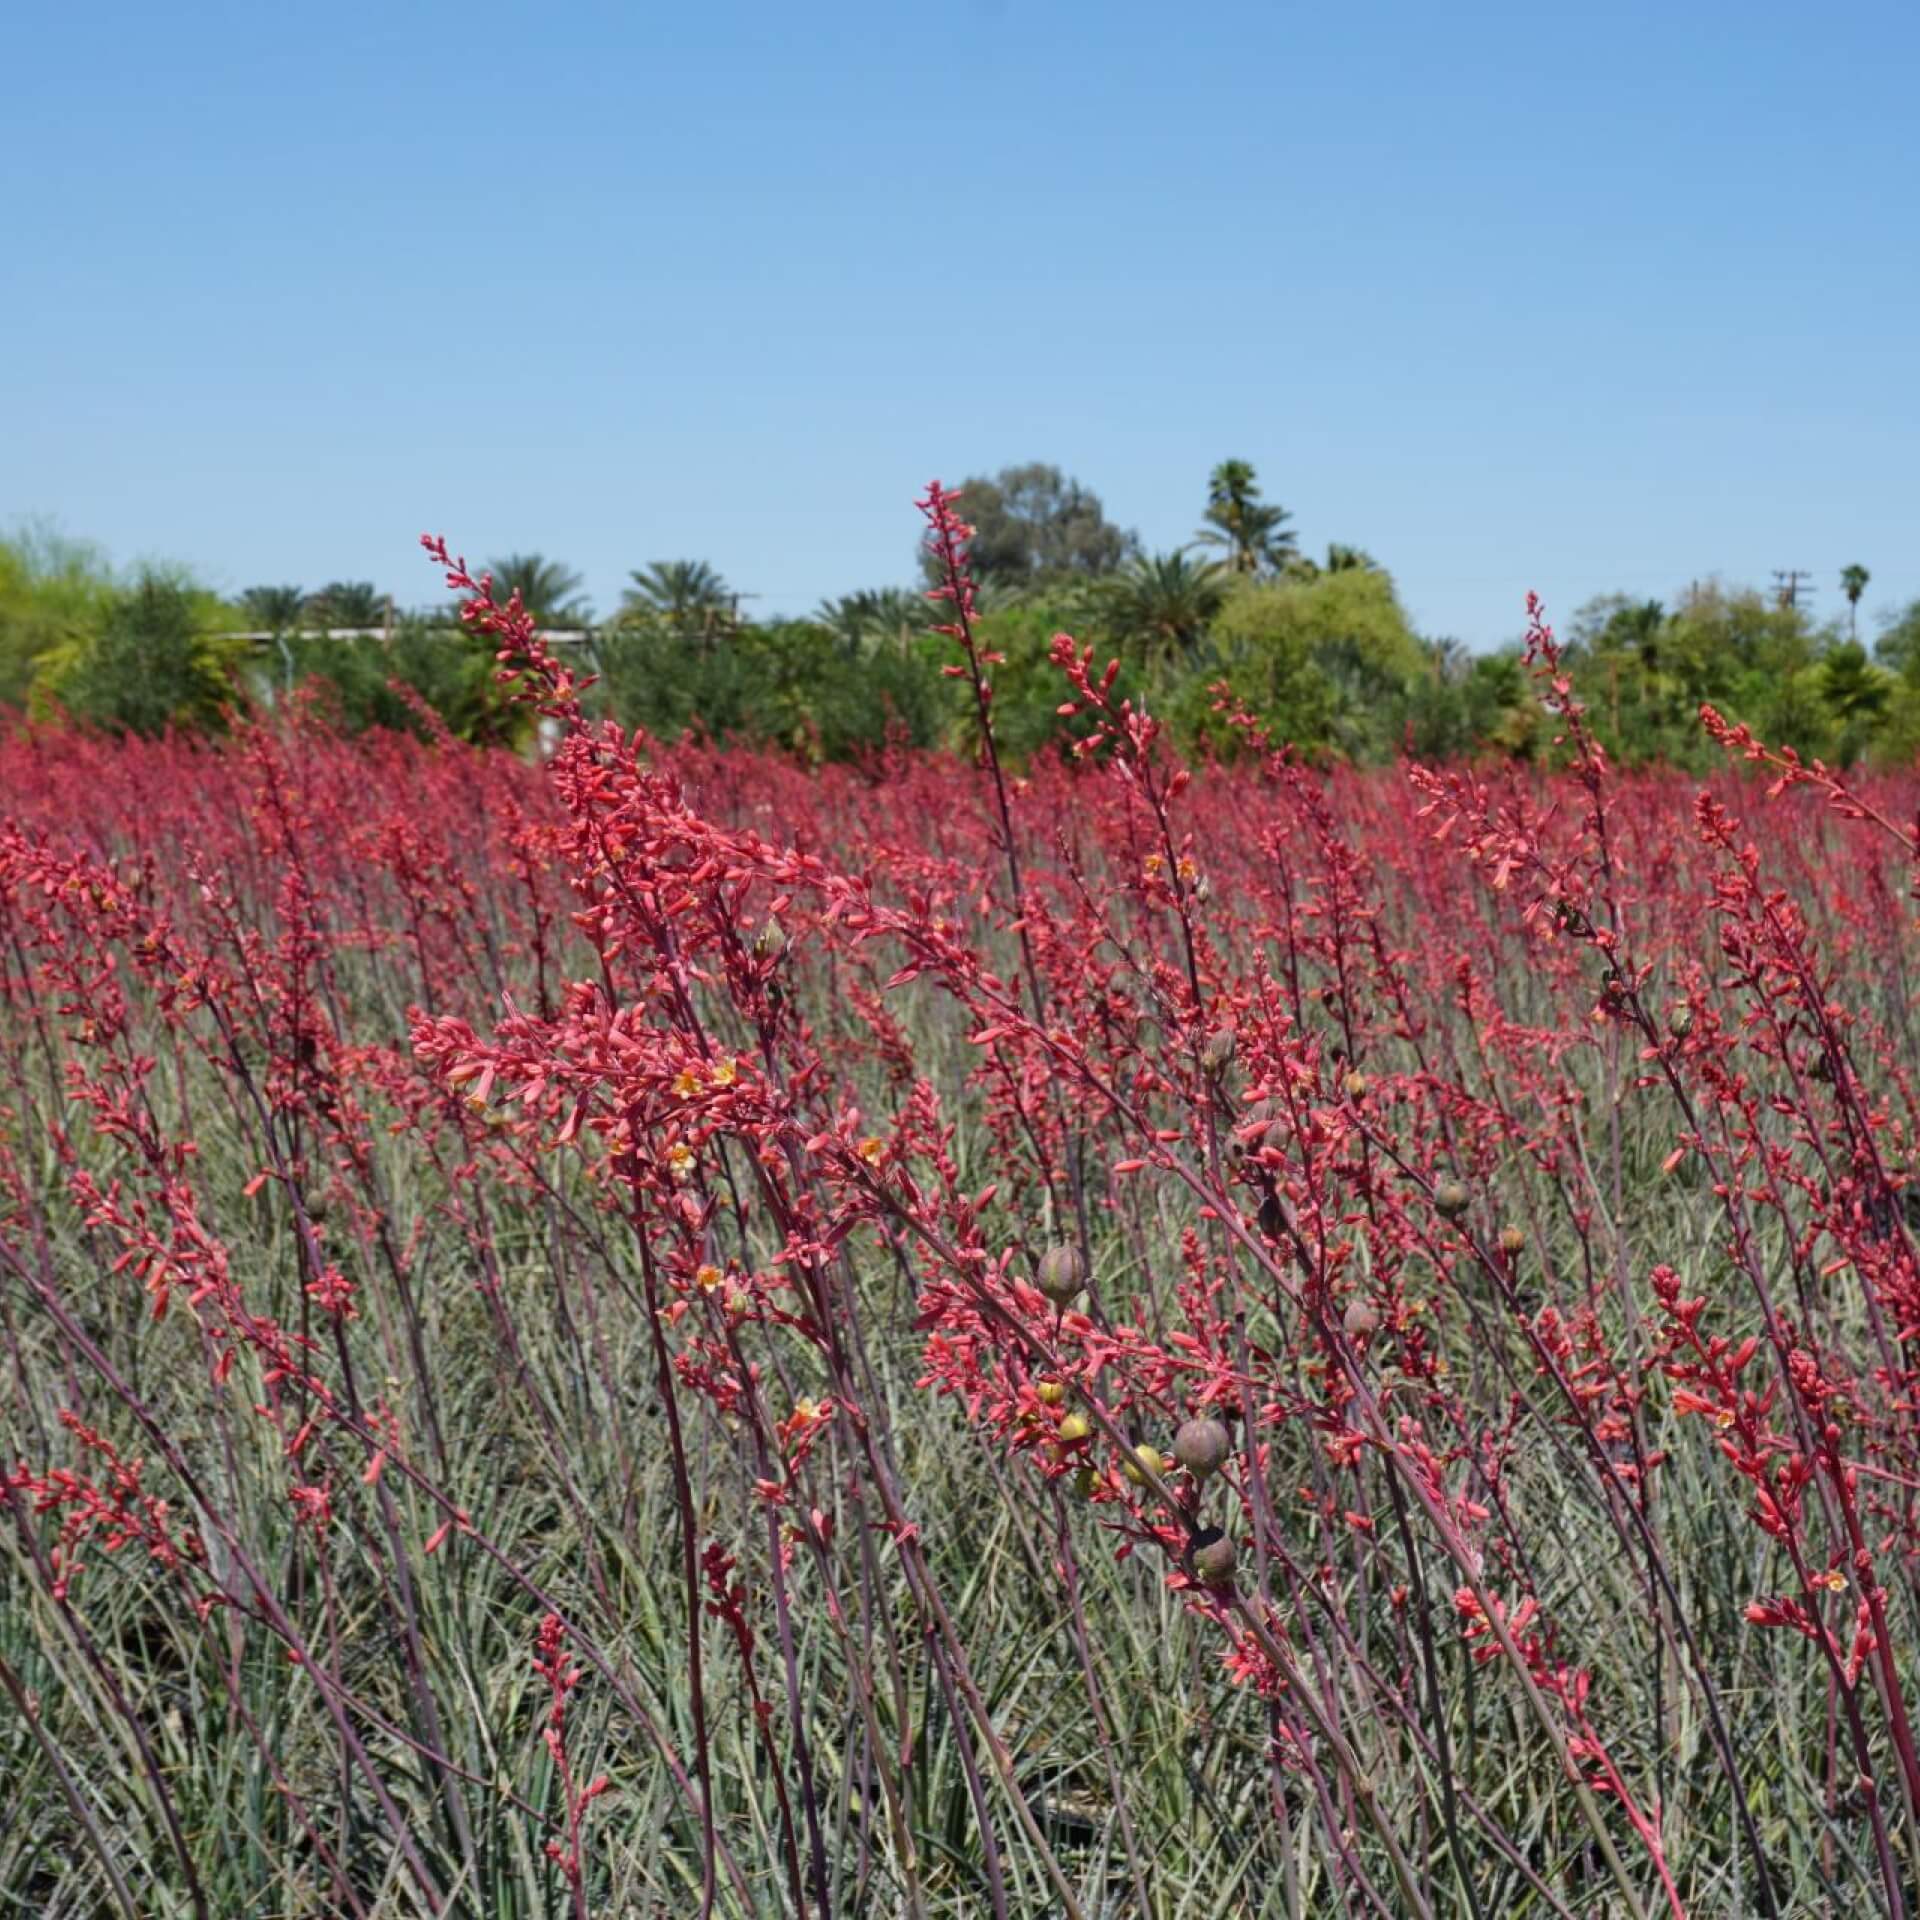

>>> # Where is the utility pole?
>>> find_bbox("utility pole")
[1771,569,1813,611]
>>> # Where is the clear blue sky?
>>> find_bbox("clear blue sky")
[5,0,1915,645]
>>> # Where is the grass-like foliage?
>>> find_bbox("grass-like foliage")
[6,491,1920,1917]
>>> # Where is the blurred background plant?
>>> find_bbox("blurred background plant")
[2,462,1907,770]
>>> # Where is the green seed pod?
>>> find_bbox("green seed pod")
[1343,1071,1368,1099]
[1035,1244,1086,1307]
[1173,1417,1231,1478]
[1056,1412,1091,1444]
[1498,1224,1526,1256]
[1035,1380,1066,1407]
[1434,1180,1471,1220]
[753,915,788,961]
[1123,1443,1166,1486]
[1667,1003,1694,1038]
[1342,1297,1379,1341]
[1189,1527,1237,1587]
[1073,1465,1099,1499]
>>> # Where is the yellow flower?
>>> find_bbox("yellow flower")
[792,1398,822,1425]
[856,1136,886,1167]
[709,1058,738,1088]
[695,1263,723,1292]
[671,1069,702,1098]
[1819,1569,1849,1593]
[1177,856,1198,884]
[667,1141,695,1176]
[1143,853,1166,879]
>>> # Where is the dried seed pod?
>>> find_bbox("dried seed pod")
[1172,1417,1231,1478]
[1123,1444,1166,1486]
[1257,1191,1290,1242]
[1056,1412,1091,1444]
[1035,1380,1066,1407]
[1434,1180,1471,1219]
[1259,1119,1288,1157]
[1200,1027,1236,1076]
[1342,1297,1380,1341]
[1035,1244,1086,1307]
[1498,1224,1526,1256]
[1188,1527,1238,1587]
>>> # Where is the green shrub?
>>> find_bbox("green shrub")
[35,573,247,736]
[277,621,527,747]
[0,525,116,710]
[597,619,945,760]
[1165,567,1426,759]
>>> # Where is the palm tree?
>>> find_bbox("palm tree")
[1193,460,1296,575]
[1423,635,1470,687]
[813,588,924,653]
[1586,598,1670,743]
[307,581,387,629]
[1820,641,1881,744]
[1602,597,1667,667]
[1841,564,1871,640]
[484,554,590,626]
[240,585,306,633]
[1097,552,1227,661]
[621,560,734,639]
[1283,544,1380,583]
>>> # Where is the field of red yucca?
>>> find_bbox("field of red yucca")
[8,491,1920,1919]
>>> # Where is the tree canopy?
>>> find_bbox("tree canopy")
[919,463,1136,586]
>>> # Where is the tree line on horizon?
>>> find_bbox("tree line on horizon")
[2,461,1912,768]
